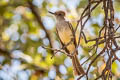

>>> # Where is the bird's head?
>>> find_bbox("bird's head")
[49,11,65,19]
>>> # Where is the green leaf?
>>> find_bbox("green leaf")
[112,62,118,73]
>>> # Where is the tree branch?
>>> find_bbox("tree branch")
[27,0,54,54]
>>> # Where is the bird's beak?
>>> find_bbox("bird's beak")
[48,11,55,15]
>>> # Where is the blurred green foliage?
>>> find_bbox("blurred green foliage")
[0,0,120,80]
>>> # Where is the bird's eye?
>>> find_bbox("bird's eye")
[58,13,62,16]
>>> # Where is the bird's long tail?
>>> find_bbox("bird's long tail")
[71,54,85,75]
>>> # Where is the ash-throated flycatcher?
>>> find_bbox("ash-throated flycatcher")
[49,11,85,75]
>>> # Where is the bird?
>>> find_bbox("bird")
[49,11,85,76]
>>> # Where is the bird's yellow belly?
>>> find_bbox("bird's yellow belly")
[58,28,75,54]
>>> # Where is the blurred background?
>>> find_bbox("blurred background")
[0,0,120,80]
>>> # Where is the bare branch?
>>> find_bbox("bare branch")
[27,1,54,54]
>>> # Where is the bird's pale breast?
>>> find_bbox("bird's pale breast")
[56,21,75,53]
